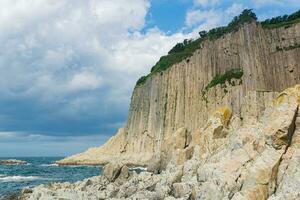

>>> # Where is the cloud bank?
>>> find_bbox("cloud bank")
[0,0,186,139]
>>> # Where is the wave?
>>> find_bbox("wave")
[0,175,49,182]
[40,163,58,167]
[66,165,96,168]
[130,167,147,171]
[39,163,94,167]
[0,174,6,177]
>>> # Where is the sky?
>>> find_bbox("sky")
[0,0,299,157]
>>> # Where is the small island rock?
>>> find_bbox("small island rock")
[0,159,28,165]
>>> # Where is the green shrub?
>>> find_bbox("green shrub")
[207,9,257,40]
[201,68,244,102]
[261,9,300,29]
[136,75,148,86]
[135,10,255,87]
[135,9,300,87]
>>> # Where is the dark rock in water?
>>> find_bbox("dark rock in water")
[0,159,27,165]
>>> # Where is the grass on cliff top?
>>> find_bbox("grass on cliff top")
[136,9,300,87]
[201,68,244,103]
[136,9,255,87]
[261,10,300,29]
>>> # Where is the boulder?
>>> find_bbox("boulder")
[103,162,124,181]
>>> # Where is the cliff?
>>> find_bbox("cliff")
[57,12,300,167]
[22,84,300,199]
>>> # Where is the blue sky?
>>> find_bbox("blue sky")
[0,0,299,157]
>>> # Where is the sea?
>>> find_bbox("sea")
[0,157,101,199]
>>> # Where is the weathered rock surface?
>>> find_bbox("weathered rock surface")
[57,21,300,167]
[21,85,300,200]
[0,159,27,165]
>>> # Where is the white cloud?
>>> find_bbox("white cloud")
[251,0,300,8]
[0,131,19,139]
[193,0,220,7]
[251,0,283,8]
[185,3,245,34]
[110,28,185,74]
[185,9,222,29]
[90,0,149,30]
[0,0,188,136]
[226,3,244,16]
[68,72,103,91]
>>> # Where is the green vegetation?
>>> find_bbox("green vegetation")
[135,9,256,86]
[135,9,300,87]
[261,9,300,29]
[276,43,300,52]
[203,9,257,40]
[201,68,244,103]
[136,75,148,86]
[151,52,193,73]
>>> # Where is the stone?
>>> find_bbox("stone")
[102,162,124,182]
[172,182,194,198]
[147,153,165,174]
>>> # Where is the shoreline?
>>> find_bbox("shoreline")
[0,157,101,200]
[56,160,148,168]
[17,85,300,199]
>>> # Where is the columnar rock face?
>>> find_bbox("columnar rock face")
[22,85,300,200]
[57,21,300,166]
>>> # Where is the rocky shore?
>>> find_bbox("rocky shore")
[20,85,300,199]
[0,159,27,165]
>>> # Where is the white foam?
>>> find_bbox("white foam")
[40,163,58,167]
[130,167,147,171]
[0,174,5,177]
[67,165,95,168]
[0,175,48,182]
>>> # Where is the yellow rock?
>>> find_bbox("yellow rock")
[273,84,300,106]
[213,106,232,126]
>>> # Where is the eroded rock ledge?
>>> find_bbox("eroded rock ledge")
[21,85,300,200]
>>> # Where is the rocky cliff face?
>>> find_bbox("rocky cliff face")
[57,21,300,167]
[22,85,300,200]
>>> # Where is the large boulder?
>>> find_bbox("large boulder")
[103,162,129,182]
[148,127,189,174]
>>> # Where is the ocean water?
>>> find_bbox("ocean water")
[0,157,101,199]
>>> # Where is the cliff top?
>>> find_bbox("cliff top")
[136,9,300,87]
